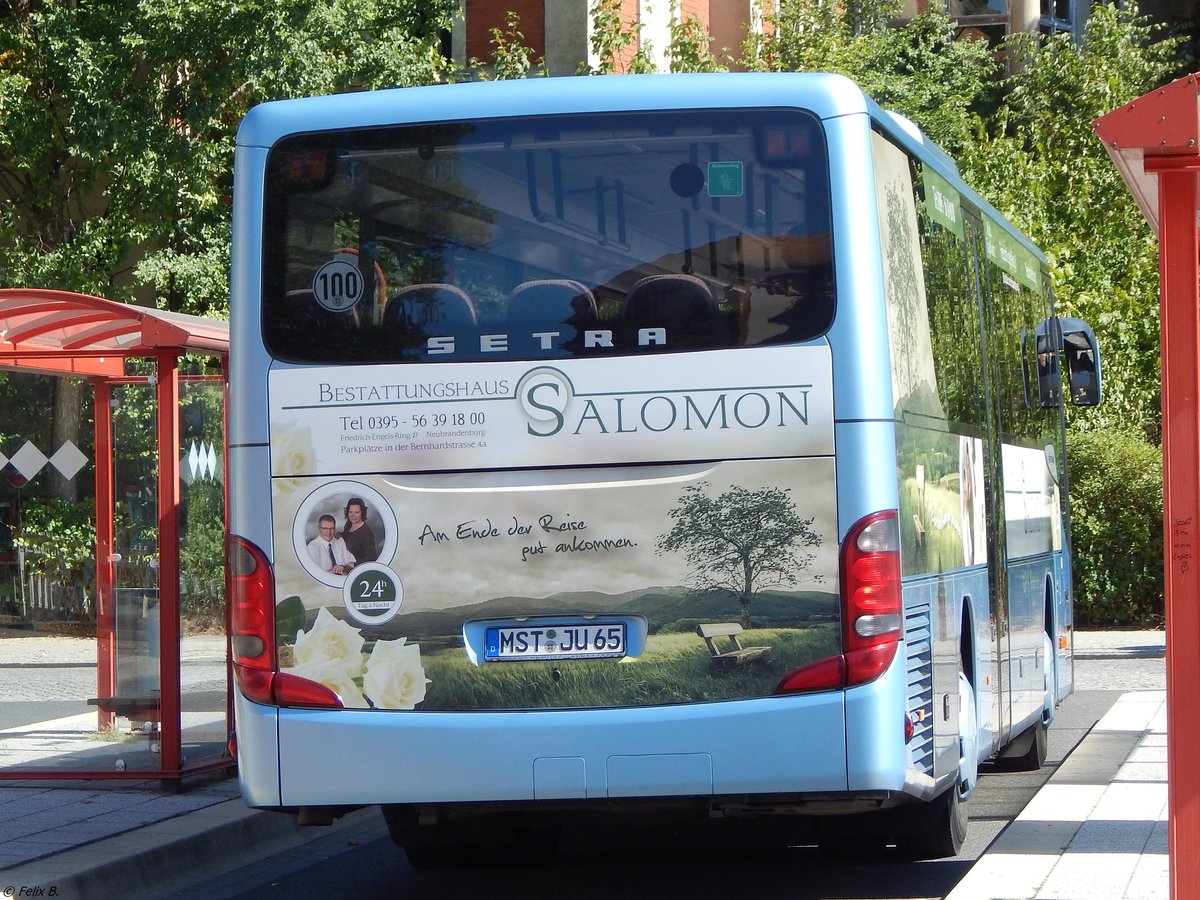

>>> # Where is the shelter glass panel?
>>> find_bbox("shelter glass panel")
[0,377,166,773]
[178,377,229,771]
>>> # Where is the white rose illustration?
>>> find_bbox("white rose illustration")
[271,422,317,493]
[290,657,369,709]
[363,638,431,710]
[293,607,365,681]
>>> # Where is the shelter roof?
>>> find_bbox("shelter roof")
[0,288,228,377]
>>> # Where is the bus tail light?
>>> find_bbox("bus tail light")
[227,535,344,710]
[228,535,276,704]
[273,671,344,708]
[841,510,902,684]
[775,510,902,694]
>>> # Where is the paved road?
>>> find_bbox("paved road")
[1074,655,1164,691]
[155,652,1165,900]
[0,632,226,730]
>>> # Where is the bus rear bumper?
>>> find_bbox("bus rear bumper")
[237,692,914,815]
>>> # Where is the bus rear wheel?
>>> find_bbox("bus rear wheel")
[894,653,974,859]
[893,784,968,859]
[998,718,1048,772]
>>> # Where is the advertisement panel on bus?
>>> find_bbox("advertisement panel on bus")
[266,345,841,710]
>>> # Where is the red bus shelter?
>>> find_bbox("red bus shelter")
[1094,72,1200,900]
[0,288,231,783]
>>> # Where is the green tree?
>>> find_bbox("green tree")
[581,0,658,75]
[666,11,727,73]
[470,10,547,80]
[0,0,455,316]
[1066,429,1163,626]
[741,0,996,157]
[14,497,96,612]
[960,5,1186,439]
[657,483,822,628]
[0,0,454,607]
[734,0,1181,438]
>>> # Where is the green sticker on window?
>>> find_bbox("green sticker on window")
[708,161,744,198]
[923,168,962,238]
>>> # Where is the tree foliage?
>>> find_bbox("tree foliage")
[657,483,822,628]
[737,0,1186,441]
[1065,428,1163,627]
[742,0,996,156]
[470,11,547,80]
[0,0,455,617]
[14,497,95,596]
[959,5,1186,439]
[581,0,658,75]
[0,0,455,316]
[666,12,727,73]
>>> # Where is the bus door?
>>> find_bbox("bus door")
[964,213,1011,753]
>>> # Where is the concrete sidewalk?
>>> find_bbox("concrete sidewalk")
[0,630,1169,899]
[947,690,1168,900]
[0,776,325,899]
[945,629,1168,899]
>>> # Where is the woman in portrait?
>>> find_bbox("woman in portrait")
[341,497,378,564]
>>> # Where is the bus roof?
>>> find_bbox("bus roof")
[864,95,1046,265]
[237,72,869,147]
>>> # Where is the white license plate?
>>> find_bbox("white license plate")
[485,623,626,661]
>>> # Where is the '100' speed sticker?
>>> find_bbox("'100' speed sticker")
[312,257,364,312]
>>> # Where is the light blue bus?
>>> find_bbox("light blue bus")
[226,73,1102,863]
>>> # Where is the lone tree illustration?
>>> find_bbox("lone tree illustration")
[656,482,821,628]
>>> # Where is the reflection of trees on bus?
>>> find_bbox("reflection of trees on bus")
[263,110,838,366]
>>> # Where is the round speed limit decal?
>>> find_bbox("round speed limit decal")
[342,563,404,626]
[312,257,364,312]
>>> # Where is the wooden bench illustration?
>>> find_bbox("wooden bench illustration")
[696,623,771,669]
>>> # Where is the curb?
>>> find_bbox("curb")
[3,800,373,900]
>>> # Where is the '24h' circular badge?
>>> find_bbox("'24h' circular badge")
[342,563,404,626]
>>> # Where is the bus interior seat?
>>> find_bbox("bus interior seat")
[277,289,358,355]
[506,279,599,353]
[383,283,477,333]
[623,273,724,349]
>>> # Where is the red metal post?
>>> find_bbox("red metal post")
[221,356,234,752]
[1094,74,1200,899]
[1158,164,1200,900]
[92,379,116,731]
[156,353,182,774]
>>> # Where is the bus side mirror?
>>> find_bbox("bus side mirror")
[1059,317,1102,407]
[1032,317,1103,408]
